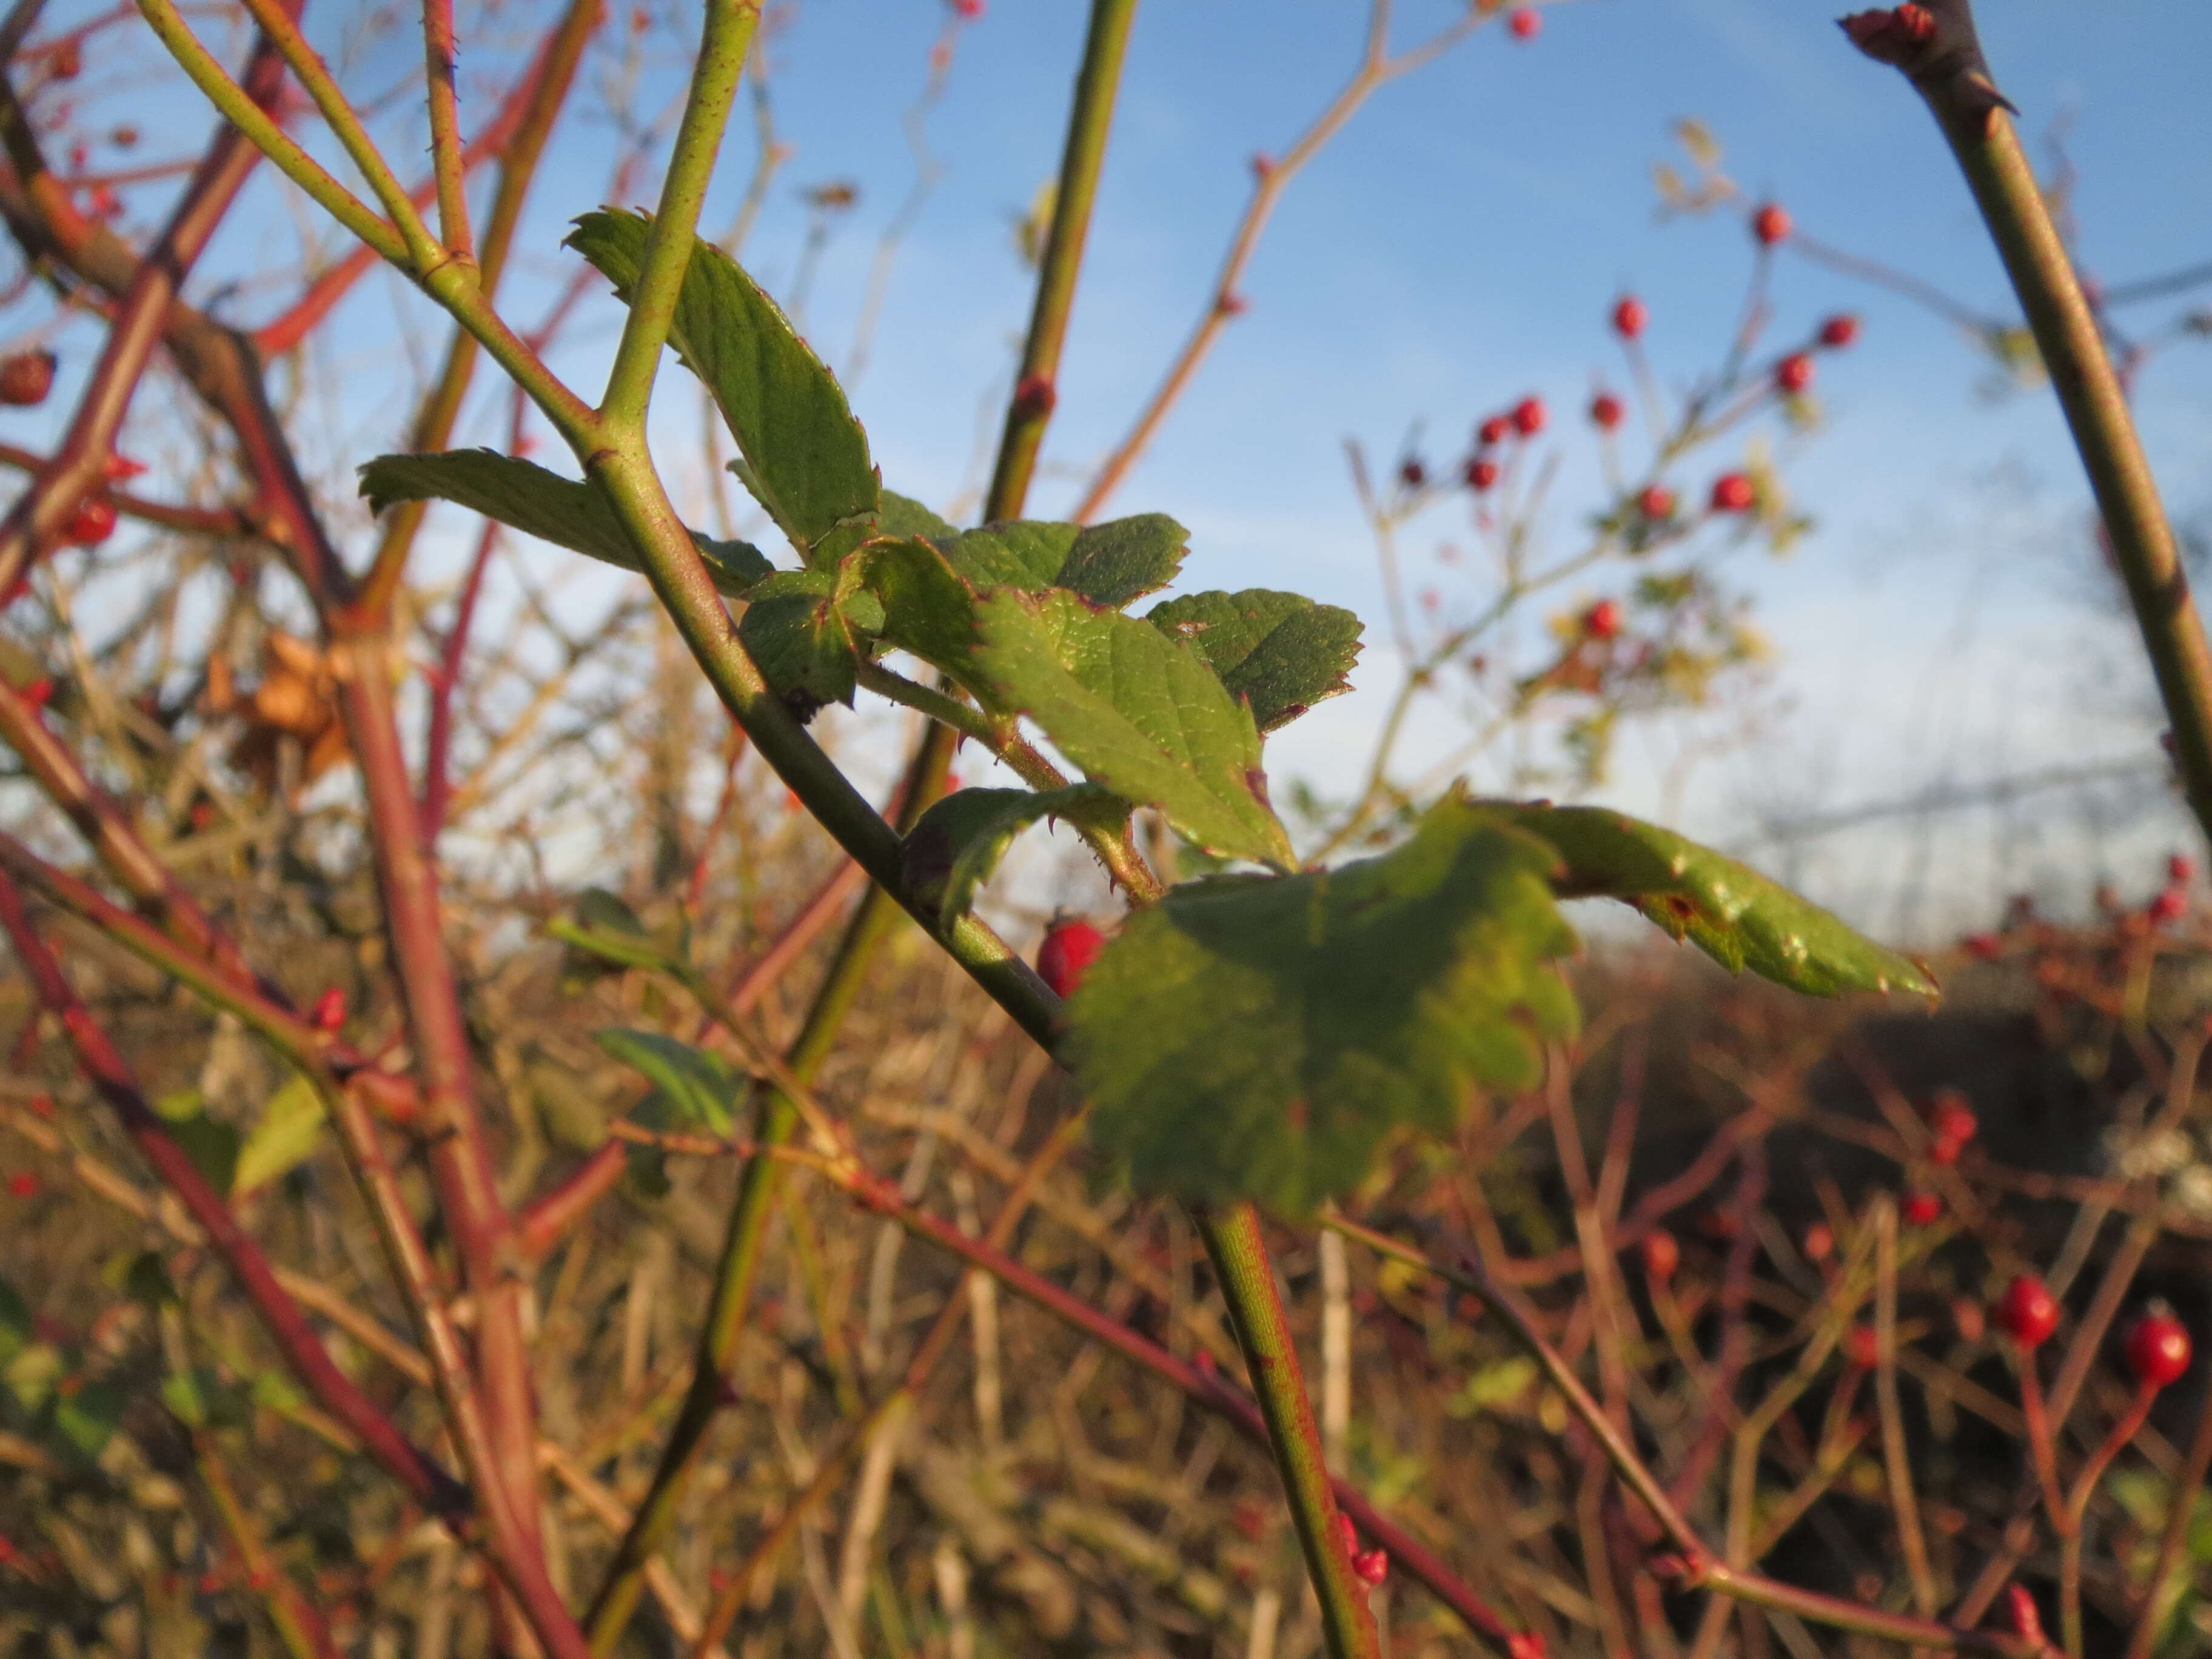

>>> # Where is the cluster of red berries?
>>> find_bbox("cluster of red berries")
[1461,397,1546,494]
[1332,1512,1389,1588]
[1925,1088,1977,1165]
[1037,917,1106,999]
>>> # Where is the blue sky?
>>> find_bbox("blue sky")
[11,0,2212,931]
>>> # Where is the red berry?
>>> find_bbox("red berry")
[1583,599,1623,640]
[28,1094,55,1119]
[310,987,347,1033]
[20,677,52,711]
[1588,391,1624,431]
[1611,295,1647,340]
[1931,1093,1977,1149]
[1352,1548,1389,1587]
[1994,1275,2059,1351]
[2149,887,2188,925]
[1709,472,1755,514]
[2170,853,2196,886]
[1477,415,1512,446]
[1638,483,1676,520]
[1511,395,1546,437]
[1398,457,1426,489]
[1902,1191,1942,1227]
[2125,1309,2191,1389]
[1963,932,2001,960]
[62,496,116,545]
[1843,1326,1881,1370]
[1037,919,1107,999]
[1801,1222,1834,1264]
[0,349,56,406]
[6,1172,36,1199]
[1506,7,1539,39]
[1751,202,1791,246]
[1640,1228,1679,1283]
[1818,313,1861,349]
[1463,456,1500,492]
[951,0,983,16]
[1775,353,1815,395]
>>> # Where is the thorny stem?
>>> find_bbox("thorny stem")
[1198,1204,1384,1659]
[1859,0,2212,850]
[982,0,1138,515]
[358,0,601,618]
[420,0,472,260]
[598,0,760,431]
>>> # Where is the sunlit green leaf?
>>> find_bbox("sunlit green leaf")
[1492,802,1937,999]
[939,515,1186,610]
[1071,794,1578,1215]
[358,450,771,594]
[1146,589,1362,733]
[970,589,1295,869]
[567,210,879,554]
[902,784,1129,927]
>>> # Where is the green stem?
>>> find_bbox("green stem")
[1197,1204,1382,1659]
[130,0,407,263]
[580,875,904,1652]
[982,0,1139,517]
[600,0,762,430]
[1890,2,2212,847]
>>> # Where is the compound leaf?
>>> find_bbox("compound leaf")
[902,784,1128,927]
[1147,589,1362,732]
[1494,802,1937,999]
[970,589,1294,869]
[592,1029,742,1136]
[359,450,772,594]
[1070,794,1579,1216]
[567,209,878,554]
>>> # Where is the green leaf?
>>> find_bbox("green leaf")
[940,515,1187,610]
[1490,803,1937,999]
[552,888,682,977]
[1070,794,1578,1215]
[232,1073,326,1197]
[592,1029,742,1136]
[1147,589,1363,733]
[970,589,1295,869]
[567,209,878,554]
[735,566,885,709]
[55,1376,129,1460]
[168,1113,240,1197]
[358,450,772,594]
[902,785,1129,927]
[845,536,983,677]
[877,491,957,542]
